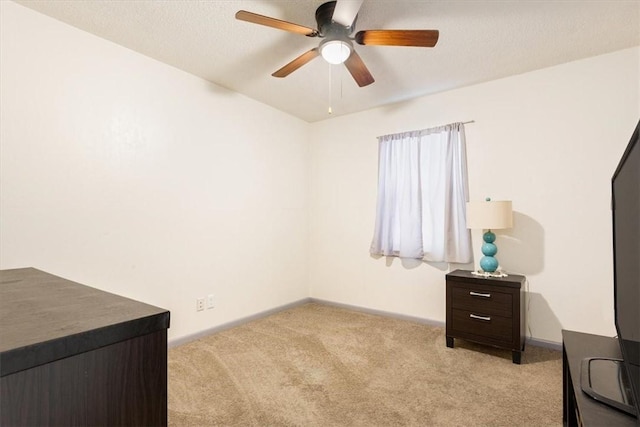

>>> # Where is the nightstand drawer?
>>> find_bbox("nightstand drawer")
[451,308,512,342]
[449,283,513,317]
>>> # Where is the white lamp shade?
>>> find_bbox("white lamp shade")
[320,40,352,64]
[466,200,513,230]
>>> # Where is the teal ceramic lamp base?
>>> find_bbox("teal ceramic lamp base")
[479,230,499,272]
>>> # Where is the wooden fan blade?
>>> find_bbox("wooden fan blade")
[272,48,320,78]
[344,50,374,87]
[355,30,439,47]
[332,0,364,27]
[235,10,319,37]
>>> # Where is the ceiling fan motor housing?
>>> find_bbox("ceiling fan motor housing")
[315,1,357,38]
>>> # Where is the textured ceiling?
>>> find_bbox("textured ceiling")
[13,0,640,123]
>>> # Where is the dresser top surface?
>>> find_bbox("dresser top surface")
[0,267,169,375]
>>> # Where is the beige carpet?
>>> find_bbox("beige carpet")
[168,303,562,426]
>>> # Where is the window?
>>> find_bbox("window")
[370,122,472,262]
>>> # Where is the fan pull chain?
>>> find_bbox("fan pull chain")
[328,64,333,115]
[340,64,343,100]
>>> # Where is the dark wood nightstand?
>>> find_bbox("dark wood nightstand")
[446,269,526,364]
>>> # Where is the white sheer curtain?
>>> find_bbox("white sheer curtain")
[370,122,472,262]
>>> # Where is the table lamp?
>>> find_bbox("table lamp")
[466,198,513,274]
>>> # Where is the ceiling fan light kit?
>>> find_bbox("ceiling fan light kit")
[320,40,352,64]
[235,0,439,88]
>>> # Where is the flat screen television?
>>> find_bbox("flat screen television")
[580,119,640,418]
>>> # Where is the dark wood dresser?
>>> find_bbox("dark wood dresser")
[0,267,170,426]
[562,330,637,426]
[446,269,526,364]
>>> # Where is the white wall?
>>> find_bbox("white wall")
[309,47,640,343]
[0,2,310,342]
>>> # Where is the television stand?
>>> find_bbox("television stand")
[562,330,637,426]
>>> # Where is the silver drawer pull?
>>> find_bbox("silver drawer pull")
[469,291,491,298]
[470,314,491,321]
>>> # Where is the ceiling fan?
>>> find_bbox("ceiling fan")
[235,0,439,87]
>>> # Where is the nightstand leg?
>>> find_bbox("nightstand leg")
[446,336,454,348]
[512,350,521,364]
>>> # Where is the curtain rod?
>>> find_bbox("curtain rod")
[378,120,475,140]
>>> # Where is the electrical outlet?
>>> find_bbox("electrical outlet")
[207,294,215,309]
[196,298,205,312]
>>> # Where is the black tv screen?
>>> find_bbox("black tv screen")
[612,119,640,417]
